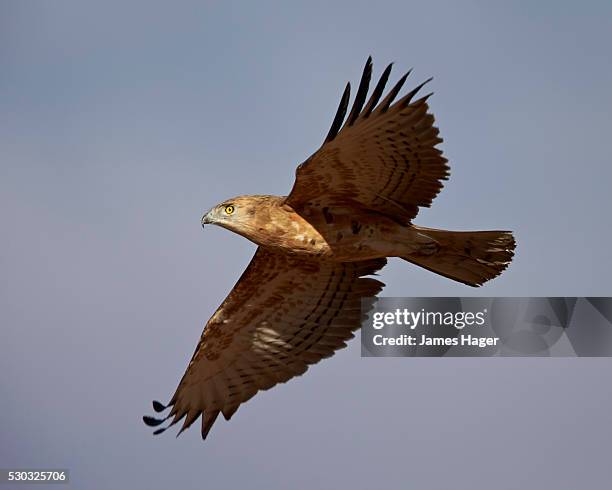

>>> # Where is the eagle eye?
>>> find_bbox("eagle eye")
[224,205,235,215]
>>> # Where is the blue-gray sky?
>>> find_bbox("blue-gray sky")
[2,1,612,489]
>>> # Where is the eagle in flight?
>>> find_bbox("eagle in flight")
[144,58,516,439]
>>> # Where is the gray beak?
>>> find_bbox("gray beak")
[201,212,212,227]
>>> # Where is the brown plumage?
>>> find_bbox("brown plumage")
[144,57,516,440]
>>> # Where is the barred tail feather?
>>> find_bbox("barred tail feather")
[402,228,516,287]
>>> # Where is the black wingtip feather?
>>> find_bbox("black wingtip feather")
[345,57,373,127]
[412,92,434,106]
[324,82,351,143]
[401,77,434,107]
[379,70,411,113]
[143,415,167,427]
[152,400,168,413]
[153,427,168,435]
[363,62,393,118]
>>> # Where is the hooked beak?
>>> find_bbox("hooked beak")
[201,212,212,227]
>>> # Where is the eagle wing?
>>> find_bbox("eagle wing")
[285,57,450,223]
[144,248,385,439]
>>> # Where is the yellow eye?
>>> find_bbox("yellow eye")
[224,205,235,215]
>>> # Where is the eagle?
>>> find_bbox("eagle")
[143,58,516,439]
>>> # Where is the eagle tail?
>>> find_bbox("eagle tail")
[401,227,516,287]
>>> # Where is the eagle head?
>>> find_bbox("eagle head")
[201,195,283,239]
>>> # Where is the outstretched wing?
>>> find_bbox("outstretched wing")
[285,57,449,223]
[144,248,385,439]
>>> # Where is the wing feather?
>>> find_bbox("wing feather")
[144,248,385,439]
[345,56,372,127]
[377,70,410,113]
[362,62,393,118]
[286,58,449,223]
[324,82,351,143]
